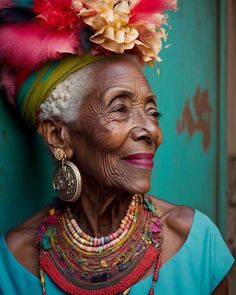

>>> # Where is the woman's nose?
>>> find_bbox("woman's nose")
[130,113,162,146]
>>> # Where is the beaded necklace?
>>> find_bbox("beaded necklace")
[63,195,138,252]
[36,194,162,295]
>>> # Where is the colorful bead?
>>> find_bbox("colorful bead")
[148,287,154,295]
[100,259,108,268]
[64,195,139,252]
[37,194,162,295]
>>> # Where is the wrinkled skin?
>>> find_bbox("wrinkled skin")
[6,57,229,293]
[40,57,163,237]
[69,58,162,194]
[66,58,162,236]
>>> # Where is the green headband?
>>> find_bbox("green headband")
[16,54,104,127]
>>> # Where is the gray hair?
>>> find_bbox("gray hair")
[38,55,143,123]
[39,63,97,123]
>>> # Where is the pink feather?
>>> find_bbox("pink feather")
[0,22,79,69]
[0,67,16,105]
[130,0,177,23]
[33,0,79,30]
[0,0,13,9]
[34,0,73,12]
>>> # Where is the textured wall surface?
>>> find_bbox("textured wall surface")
[149,0,220,222]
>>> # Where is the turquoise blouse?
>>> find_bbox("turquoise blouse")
[0,210,234,295]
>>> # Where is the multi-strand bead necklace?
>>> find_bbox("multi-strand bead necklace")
[36,194,162,295]
[64,195,138,253]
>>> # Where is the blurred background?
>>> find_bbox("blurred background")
[0,0,235,293]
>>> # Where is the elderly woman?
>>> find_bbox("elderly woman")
[0,0,234,294]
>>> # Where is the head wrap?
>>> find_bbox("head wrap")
[16,54,104,126]
[0,0,177,127]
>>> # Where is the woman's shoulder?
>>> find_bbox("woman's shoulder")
[5,207,48,247]
[148,195,195,239]
[147,195,196,267]
[148,195,221,235]
[3,208,48,276]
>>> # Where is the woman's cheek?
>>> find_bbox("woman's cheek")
[92,122,129,152]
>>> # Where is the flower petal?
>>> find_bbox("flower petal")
[115,29,125,43]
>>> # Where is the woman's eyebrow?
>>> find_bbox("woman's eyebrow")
[100,87,135,105]
[145,94,157,106]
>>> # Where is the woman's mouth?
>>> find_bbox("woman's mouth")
[122,153,154,169]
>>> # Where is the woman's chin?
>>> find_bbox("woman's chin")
[126,181,151,195]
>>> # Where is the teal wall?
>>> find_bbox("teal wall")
[148,0,226,233]
[0,0,226,234]
[0,97,54,232]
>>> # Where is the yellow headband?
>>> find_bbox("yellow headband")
[16,54,104,127]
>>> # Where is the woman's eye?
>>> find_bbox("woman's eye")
[148,109,162,119]
[111,105,128,113]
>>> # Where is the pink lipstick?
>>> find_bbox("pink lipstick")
[122,153,154,169]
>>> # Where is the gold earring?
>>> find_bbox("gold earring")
[54,147,66,161]
[53,148,82,202]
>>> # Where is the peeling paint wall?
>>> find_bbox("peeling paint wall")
[176,87,212,152]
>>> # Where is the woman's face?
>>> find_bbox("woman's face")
[67,58,162,194]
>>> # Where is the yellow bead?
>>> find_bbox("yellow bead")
[100,259,108,267]
[49,208,55,216]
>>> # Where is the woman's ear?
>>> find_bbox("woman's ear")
[37,119,73,160]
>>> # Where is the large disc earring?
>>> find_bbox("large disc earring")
[53,148,82,202]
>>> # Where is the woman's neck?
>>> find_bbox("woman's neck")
[69,176,133,237]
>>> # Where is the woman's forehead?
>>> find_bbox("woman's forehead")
[73,58,152,114]
[92,59,149,92]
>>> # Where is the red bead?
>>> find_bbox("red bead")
[153,272,159,282]
[148,287,154,295]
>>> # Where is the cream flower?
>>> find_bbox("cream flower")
[134,14,168,65]
[71,0,175,64]
[135,27,166,65]
[79,0,139,53]
[72,0,83,12]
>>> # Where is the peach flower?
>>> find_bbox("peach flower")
[72,0,83,12]
[134,14,168,65]
[71,0,175,64]
[79,0,139,53]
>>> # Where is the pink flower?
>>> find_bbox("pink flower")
[148,217,162,244]
[149,217,161,233]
